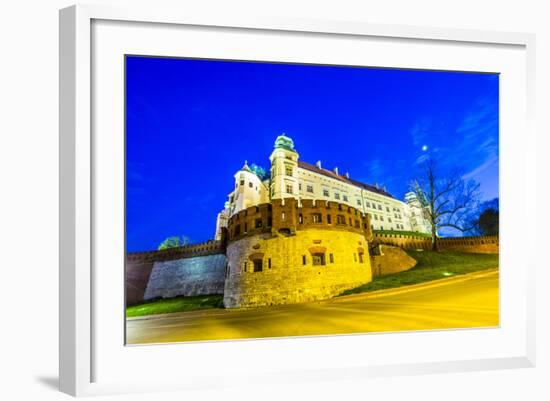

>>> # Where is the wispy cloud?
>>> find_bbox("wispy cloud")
[462,153,498,180]
[410,118,431,147]
[127,169,143,182]
[453,95,499,182]
[415,153,430,165]
[456,96,497,135]
[126,161,149,203]
[366,158,384,181]
[406,93,498,200]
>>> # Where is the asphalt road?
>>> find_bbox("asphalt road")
[126,270,499,345]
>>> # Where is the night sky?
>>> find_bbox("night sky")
[126,56,499,252]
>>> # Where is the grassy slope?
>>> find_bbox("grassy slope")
[373,229,432,238]
[340,251,499,296]
[126,294,224,318]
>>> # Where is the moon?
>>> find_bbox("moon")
[422,145,428,151]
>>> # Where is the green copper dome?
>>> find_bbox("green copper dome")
[274,134,295,151]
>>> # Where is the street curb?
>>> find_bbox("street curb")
[333,268,499,302]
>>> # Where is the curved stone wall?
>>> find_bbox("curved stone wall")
[370,245,417,277]
[224,228,372,308]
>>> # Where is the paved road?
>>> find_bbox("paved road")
[126,270,499,344]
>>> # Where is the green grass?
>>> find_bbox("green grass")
[340,251,499,296]
[126,294,224,318]
[373,229,432,238]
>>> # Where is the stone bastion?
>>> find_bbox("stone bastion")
[223,198,374,308]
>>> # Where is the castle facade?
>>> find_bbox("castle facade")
[217,134,432,241]
[215,135,432,308]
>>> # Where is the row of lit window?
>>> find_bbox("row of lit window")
[232,218,272,236]
[281,183,405,215]
[233,250,368,274]
[231,212,365,238]
[368,213,392,222]
[365,201,389,212]
[373,223,405,230]
[365,202,404,219]
[298,183,314,193]
[235,179,259,192]
[295,184,356,204]
[296,212,364,228]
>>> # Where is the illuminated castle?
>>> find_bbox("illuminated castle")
[216,134,431,241]
[215,134,431,308]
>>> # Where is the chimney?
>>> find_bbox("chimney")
[375,183,379,189]
[333,167,339,175]
[345,172,350,179]
[316,160,322,169]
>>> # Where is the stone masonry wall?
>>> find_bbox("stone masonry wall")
[125,240,225,305]
[224,228,372,308]
[370,245,417,277]
[144,254,227,300]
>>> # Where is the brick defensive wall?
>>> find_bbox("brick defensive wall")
[226,198,373,241]
[373,233,499,253]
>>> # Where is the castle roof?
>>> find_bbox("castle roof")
[240,160,252,173]
[274,134,296,152]
[297,160,395,199]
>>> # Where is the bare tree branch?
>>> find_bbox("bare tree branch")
[410,157,481,251]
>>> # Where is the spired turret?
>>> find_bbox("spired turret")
[269,134,299,200]
[232,161,267,213]
[240,160,253,173]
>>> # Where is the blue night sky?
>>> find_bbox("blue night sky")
[126,56,499,252]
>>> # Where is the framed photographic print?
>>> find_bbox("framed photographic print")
[60,4,536,397]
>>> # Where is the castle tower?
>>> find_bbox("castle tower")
[214,201,230,241]
[269,134,299,200]
[232,161,264,213]
[405,191,432,234]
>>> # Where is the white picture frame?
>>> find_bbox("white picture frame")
[59,3,536,397]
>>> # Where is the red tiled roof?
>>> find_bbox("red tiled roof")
[297,161,394,198]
